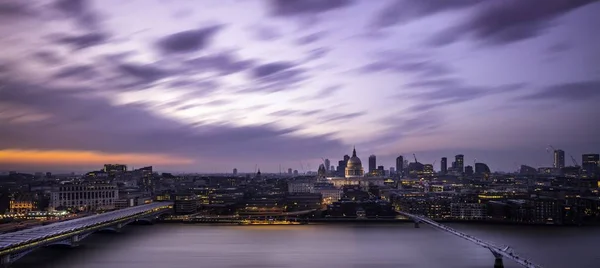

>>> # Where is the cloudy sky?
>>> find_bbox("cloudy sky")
[1,0,599,173]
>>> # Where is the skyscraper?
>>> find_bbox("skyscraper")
[396,155,404,176]
[324,159,330,173]
[441,157,447,174]
[288,168,292,174]
[553,150,565,168]
[233,168,238,175]
[368,155,377,173]
[455,155,464,173]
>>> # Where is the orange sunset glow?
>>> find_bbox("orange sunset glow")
[0,149,194,166]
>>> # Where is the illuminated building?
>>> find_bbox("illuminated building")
[455,155,464,173]
[328,147,384,188]
[553,150,565,168]
[345,147,364,178]
[368,155,376,174]
[103,164,127,175]
[451,203,486,220]
[50,183,118,211]
[174,193,197,214]
[9,199,36,214]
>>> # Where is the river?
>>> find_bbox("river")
[11,223,599,268]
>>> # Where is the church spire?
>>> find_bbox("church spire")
[352,146,357,157]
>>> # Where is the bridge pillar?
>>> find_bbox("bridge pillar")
[493,257,504,268]
[1,255,10,268]
[489,249,504,268]
[70,234,80,247]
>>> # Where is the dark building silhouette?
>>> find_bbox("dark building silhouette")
[368,155,377,173]
[396,155,404,176]
[233,168,237,175]
[520,165,537,175]
[464,165,473,175]
[553,150,565,169]
[455,155,464,173]
[475,163,491,175]
[582,154,599,177]
[441,157,447,174]
[318,164,327,176]
[377,165,384,176]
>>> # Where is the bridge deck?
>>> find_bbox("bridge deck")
[397,212,543,268]
[0,202,171,252]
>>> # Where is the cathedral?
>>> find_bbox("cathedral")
[327,147,384,188]
[345,147,364,178]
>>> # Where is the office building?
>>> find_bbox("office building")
[368,155,377,173]
[553,150,565,169]
[455,155,464,173]
[396,155,404,176]
[582,154,599,177]
[233,168,238,175]
[324,159,331,173]
[441,157,447,174]
[50,183,118,211]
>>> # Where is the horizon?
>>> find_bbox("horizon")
[1,0,599,173]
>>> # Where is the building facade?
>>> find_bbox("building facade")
[50,183,118,211]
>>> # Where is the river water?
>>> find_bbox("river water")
[11,223,599,268]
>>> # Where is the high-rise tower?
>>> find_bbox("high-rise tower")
[441,157,447,174]
[455,155,464,173]
[368,155,377,173]
[553,150,565,169]
[396,155,404,176]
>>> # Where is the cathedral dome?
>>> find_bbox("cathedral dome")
[345,147,364,178]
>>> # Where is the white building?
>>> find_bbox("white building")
[50,183,119,211]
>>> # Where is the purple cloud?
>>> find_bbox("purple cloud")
[371,0,482,29]
[52,32,108,50]
[429,0,597,46]
[269,0,355,16]
[156,25,224,54]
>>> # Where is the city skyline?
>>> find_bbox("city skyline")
[1,0,599,173]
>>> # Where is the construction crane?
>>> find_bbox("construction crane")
[432,160,437,167]
[413,153,418,163]
[570,155,579,166]
[546,145,557,153]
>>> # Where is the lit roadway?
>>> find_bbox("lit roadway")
[397,211,543,268]
[0,202,172,267]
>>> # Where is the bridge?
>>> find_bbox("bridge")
[397,211,543,268]
[0,202,172,267]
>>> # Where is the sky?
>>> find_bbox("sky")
[0,0,599,173]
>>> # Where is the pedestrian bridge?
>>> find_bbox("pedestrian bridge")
[0,202,172,267]
[397,211,543,268]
